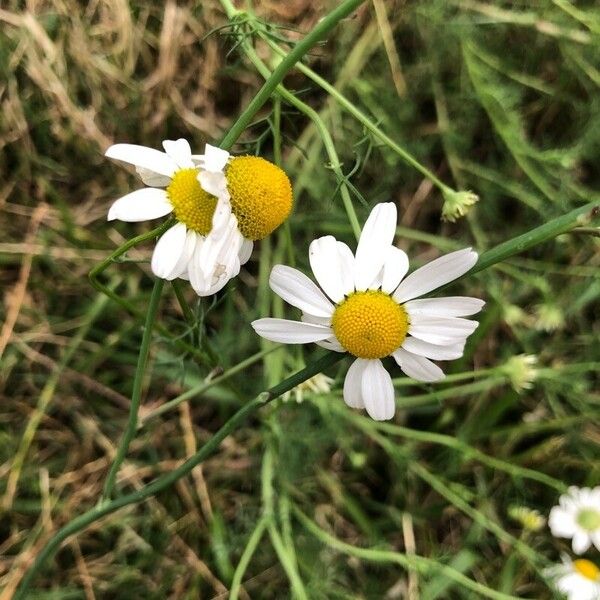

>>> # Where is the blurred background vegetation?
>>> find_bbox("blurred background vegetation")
[1,0,599,598]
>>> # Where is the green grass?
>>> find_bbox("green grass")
[1,0,599,598]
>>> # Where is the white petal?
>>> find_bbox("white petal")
[392,347,446,382]
[239,239,253,265]
[393,248,478,303]
[269,265,335,318]
[556,573,590,599]
[354,203,397,291]
[201,144,230,171]
[408,316,478,345]
[188,240,208,293]
[151,223,188,279]
[549,507,577,538]
[301,313,331,326]
[337,241,356,295]
[572,531,592,554]
[591,531,600,551]
[309,236,351,303]
[361,359,396,421]
[251,318,333,344]
[168,230,198,280]
[199,170,228,198]
[211,198,233,234]
[368,266,384,291]
[315,337,346,353]
[136,167,171,187]
[401,337,465,360]
[162,139,194,168]
[301,316,343,352]
[105,144,177,178]
[199,214,238,275]
[196,254,240,297]
[381,246,409,293]
[343,358,367,409]
[404,297,485,318]
[191,222,243,296]
[107,188,172,222]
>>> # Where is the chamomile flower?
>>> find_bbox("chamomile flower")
[545,557,600,600]
[252,203,484,421]
[106,139,293,296]
[549,487,600,554]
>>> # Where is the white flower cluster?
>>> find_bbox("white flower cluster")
[546,487,600,599]
[106,139,251,296]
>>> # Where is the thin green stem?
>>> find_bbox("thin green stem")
[268,521,309,600]
[293,506,525,600]
[89,220,209,363]
[171,279,195,326]
[221,14,361,239]
[410,463,543,567]
[89,219,173,315]
[262,446,308,599]
[14,352,344,599]
[472,201,599,274]
[341,408,565,492]
[259,32,452,194]
[229,516,269,600]
[139,346,283,425]
[101,278,164,501]
[218,0,368,150]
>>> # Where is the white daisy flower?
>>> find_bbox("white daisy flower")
[106,139,250,296]
[251,202,484,421]
[549,487,600,554]
[545,556,600,600]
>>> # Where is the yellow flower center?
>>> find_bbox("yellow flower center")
[574,559,600,581]
[226,156,292,240]
[167,168,217,235]
[332,290,408,359]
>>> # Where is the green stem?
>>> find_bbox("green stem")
[13,352,344,599]
[218,0,368,151]
[139,346,283,425]
[259,32,452,194]
[101,278,165,501]
[89,220,209,364]
[219,13,361,238]
[293,506,525,600]
[472,201,599,274]
[262,446,308,599]
[171,279,200,348]
[410,463,543,567]
[229,516,269,600]
[171,279,195,326]
[89,219,173,315]
[357,415,565,492]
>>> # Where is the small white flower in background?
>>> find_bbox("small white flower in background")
[535,302,565,332]
[441,189,479,222]
[545,556,600,600]
[549,487,600,554]
[284,372,334,404]
[503,303,527,327]
[252,203,484,421]
[508,505,546,532]
[504,354,539,392]
[105,139,251,297]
